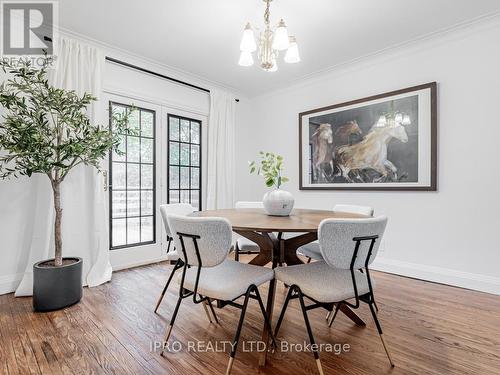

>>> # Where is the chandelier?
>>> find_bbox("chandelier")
[238,0,300,72]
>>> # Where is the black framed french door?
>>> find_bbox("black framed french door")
[109,101,156,250]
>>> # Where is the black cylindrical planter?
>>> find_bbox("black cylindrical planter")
[33,257,83,312]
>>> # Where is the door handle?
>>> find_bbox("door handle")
[103,170,109,191]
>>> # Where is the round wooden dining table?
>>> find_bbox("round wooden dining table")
[193,208,369,366]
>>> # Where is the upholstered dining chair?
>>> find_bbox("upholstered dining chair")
[274,216,393,374]
[161,214,277,374]
[233,201,264,261]
[154,203,194,313]
[297,204,374,263]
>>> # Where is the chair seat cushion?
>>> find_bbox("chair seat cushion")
[166,249,180,261]
[274,261,371,303]
[178,260,274,301]
[297,241,324,261]
[237,237,260,252]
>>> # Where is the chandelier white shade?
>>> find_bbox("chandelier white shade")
[284,36,300,63]
[272,19,290,50]
[240,23,257,52]
[238,50,254,67]
[238,0,300,72]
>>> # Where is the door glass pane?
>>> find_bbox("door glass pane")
[141,164,153,189]
[127,217,140,244]
[190,168,199,189]
[129,110,140,132]
[141,111,154,137]
[190,190,199,211]
[112,162,126,189]
[127,136,140,163]
[190,121,200,144]
[169,166,179,189]
[141,191,153,216]
[112,134,126,162]
[180,167,190,189]
[191,145,199,166]
[141,217,154,242]
[169,117,179,141]
[112,218,126,247]
[180,190,190,204]
[169,142,179,164]
[112,191,126,218]
[127,191,140,217]
[180,144,190,165]
[127,164,140,189]
[180,119,190,142]
[169,190,179,204]
[141,138,153,163]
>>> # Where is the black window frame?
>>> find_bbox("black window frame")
[167,114,202,211]
[109,101,157,250]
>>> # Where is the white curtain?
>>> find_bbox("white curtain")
[206,89,236,209]
[15,37,111,296]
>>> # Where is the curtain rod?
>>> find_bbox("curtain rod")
[105,56,240,102]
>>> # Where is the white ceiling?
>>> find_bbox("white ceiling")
[59,0,500,96]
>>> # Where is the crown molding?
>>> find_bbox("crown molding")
[251,10,500,100]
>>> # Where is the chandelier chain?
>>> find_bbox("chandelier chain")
[264,0,271,28]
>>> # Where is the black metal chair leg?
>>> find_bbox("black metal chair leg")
[328,303,341,328]
[201,299,214,323]
[253,286,278,350]
[225,289,252,375]
[297,288,324,375]
[234,242,240,262]
[166,236,172,253]
[368,302,394,367]
[207,297,220,324]
[274,285,294,338]
[154,259,182,313]
[160,296,183,356]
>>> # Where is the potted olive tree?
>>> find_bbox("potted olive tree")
[249,152,294,216]
[0,59,132,311]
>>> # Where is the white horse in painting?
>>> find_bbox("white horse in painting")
[336,121,408,182]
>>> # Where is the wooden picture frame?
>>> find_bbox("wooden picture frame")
[299,82,437,191]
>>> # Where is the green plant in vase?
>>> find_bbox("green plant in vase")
[249,151,294,216]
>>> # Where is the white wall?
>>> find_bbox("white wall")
[235,17,500,295]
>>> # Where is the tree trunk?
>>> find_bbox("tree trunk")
[53,182,63,266]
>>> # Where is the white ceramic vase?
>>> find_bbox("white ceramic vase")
[263,189,295,216]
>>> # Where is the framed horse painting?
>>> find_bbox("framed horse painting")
[299,82,437,191]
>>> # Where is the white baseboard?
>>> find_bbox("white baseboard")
[111,255,168,272]
[0,273,22,295]
[371,257,500,296]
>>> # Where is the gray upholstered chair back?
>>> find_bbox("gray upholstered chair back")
[318,216,388,270]
[167,214,232,267]
[160,203,194,236]
[333,204,374,217]
[235,201,264,208]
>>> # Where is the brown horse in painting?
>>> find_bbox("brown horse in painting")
[311,121,364,180]
[336,121,408,182]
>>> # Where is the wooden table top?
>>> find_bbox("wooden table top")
[193,208,367,232]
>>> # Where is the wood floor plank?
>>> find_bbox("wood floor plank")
[1,256,499,375]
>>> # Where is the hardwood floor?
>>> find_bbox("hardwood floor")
[1,255,499,375]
